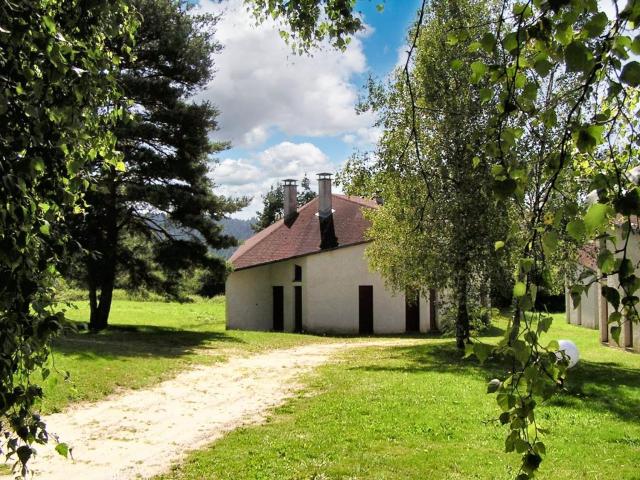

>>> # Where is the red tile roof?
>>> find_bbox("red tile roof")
[230,194,379,270]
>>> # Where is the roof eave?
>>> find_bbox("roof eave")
[230,240,372,272]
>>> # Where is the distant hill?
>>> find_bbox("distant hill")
[216,217,256,259]
[144,213,255,260]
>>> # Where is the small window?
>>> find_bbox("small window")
[294,265,302,282]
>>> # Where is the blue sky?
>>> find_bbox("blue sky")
[194,0,422,218]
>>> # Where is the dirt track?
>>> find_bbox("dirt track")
[13,339,419,480]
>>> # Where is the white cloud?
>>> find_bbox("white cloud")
[241,126,270,148]
[213,158,262,186]
[194,0,376,148]
[342,126,382,147]
[396,44,410,70]
[211,141,339,219]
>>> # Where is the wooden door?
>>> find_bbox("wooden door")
[405,289,420,333]
[273,286,284,332]
[294,286,302,333]
[359,286,374,334]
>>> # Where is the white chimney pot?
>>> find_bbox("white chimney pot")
[317,173,332,217]
[283,179,297,219]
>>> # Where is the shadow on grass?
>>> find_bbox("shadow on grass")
[352,339,640,425]
[53,323,244,360]
[352,341,507,377]
[550,360,640,423]
[421,324,506,340]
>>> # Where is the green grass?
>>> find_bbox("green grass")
[158,314,640,480]
[39,296,331,414]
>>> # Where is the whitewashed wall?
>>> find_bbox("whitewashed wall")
[226,243,438,334]
[565,230,640,352]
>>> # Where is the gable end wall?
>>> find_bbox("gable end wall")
[226,243,437,334]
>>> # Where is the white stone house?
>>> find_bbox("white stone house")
[566,232,640,352]
[226,174,440,335]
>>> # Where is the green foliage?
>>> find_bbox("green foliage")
[247,0,364,52]
[253,174,316,232]
[0,0,136,472]
[66,0,247,331]
[465,0,640,476]
[196,266,231,298]
[353,0,508,350]
[253,184,284,232]
[334,152,379,197]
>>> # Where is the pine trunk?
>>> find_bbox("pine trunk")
[88,273,115,332]
[88,173,118,333]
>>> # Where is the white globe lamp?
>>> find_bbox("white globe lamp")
[556,339,580,368]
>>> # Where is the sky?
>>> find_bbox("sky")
[193,0,423,219]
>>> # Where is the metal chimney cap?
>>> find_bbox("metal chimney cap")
[283,179,297,186]
[317,172,332,180]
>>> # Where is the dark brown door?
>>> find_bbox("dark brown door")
[405,289,420,333]
[273,286,284,332]
[624,320,633,348]
[294,286,302,333]
[429,289,438,331]
[600,295,608,343]
[359,286,374,334]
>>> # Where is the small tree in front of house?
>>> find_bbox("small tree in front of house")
[353,0,504,349]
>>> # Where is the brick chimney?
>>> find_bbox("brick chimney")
[317,173,332,218]
[283,179,297,219]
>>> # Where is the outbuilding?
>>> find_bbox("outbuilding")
[566,236,640,353]
[226,174,440,334]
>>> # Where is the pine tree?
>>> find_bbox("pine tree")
[70,0,246,331]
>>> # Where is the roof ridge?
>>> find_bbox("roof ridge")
[230,194,376,270]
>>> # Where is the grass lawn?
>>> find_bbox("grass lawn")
[39,294,331,414]
[158,314,640,480]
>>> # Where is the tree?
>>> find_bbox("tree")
[345,0,503,349]
[69,0,246,332]
[246,0,640,476]
[0,0,136,472]
[247,0,363,52]
[253,174,317,232]
[463,2,640,476]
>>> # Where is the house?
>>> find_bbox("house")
[226,174,440,334]
[566,233,640,353]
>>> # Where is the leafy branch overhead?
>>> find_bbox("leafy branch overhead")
[0,0,137,474]
[449,0,640,477]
